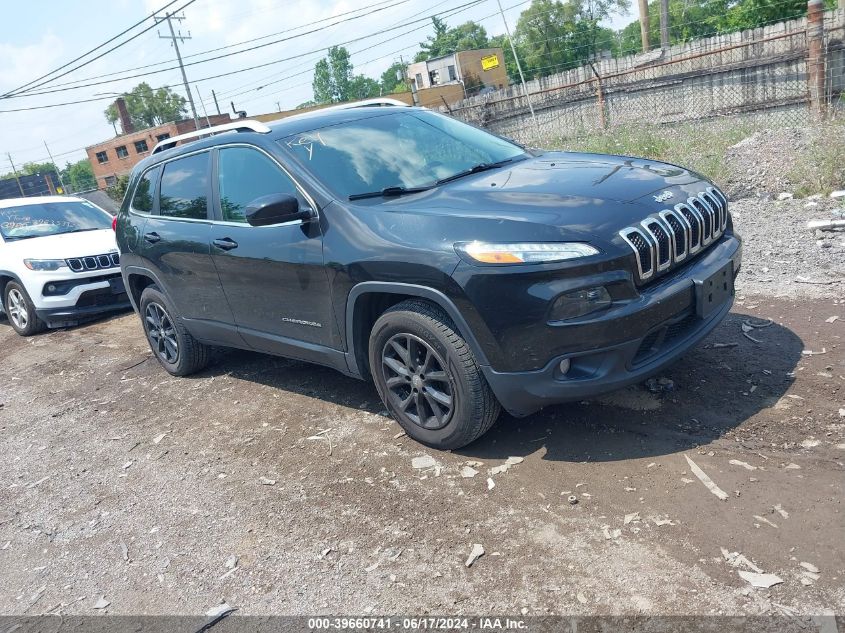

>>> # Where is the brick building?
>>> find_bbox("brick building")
[86,98,230,189]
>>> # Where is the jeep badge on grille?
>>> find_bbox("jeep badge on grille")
[653,190,674,203]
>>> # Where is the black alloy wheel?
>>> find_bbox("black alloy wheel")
[144,301,179,365]
[381,333,454,430]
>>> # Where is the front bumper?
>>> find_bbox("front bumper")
[34,276,131,327]
[481,236,741,417]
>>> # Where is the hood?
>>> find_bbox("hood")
[356,152,709,251]
[2,229,118,261]
[366,152,708,243]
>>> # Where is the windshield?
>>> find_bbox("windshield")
[0,200,111,240]
[279,110,526,199]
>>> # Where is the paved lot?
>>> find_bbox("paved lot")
[0,201,843,620]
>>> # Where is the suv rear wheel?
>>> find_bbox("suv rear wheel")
[4,282,46,336]
[369,299,501,450]
[139,285,210,376]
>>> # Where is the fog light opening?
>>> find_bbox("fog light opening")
[47,284,57,293]
[559,358,571,376]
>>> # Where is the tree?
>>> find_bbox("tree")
[349,75,382,100]
[312,46,354,104]
[514,0,625,78]
[415,18,490,62]
[104,82,187,130]
[380,62,410,94]
[62,159,96,192]
[20,161,57,176]
[106,174,130,203]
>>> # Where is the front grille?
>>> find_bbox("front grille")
[67,253,119,273]
[620,187,728,283]
[660,210,687,261]
[75,287,128,308]
[621,228,654,279]
[643,219,671,269]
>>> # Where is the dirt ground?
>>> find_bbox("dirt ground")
[0,201,843,622]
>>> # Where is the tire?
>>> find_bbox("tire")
[139,284,210,376]
[3,282,46,337]
[369,299,501,450]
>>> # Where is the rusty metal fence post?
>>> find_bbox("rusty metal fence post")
[589,62,608,130]
[807,0,827,118]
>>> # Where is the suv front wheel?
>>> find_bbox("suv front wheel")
[139,285,210,376]
[369,300,501,450]
[4,282,46,336]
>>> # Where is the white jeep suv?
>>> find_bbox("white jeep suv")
[0,196,130,336]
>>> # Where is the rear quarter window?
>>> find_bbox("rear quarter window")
[130,167,158,214]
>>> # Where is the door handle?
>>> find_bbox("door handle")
[143,232,161,244]
[213,237,239,251]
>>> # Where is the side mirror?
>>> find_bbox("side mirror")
[245,193,313,227]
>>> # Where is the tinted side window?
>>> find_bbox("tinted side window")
[159,153,209,220]
[130,168,158,214]
[218,147,299,223]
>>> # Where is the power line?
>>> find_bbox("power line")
[0,0,484,114]
[207,0,496,106]
[23,0,414,95]
[4,0,434,100]
[218,0,530,108]
[1,0,195,99]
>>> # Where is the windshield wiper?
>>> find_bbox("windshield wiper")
[436,158,516,185]
[64,228,101,234]
[348,185,432,201]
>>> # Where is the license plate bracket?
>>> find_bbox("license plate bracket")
[694,261,733,319]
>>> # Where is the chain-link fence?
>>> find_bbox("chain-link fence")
[448,8,844,145]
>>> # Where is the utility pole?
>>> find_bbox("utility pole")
[194,87,212,128]
[211,90,221,115]
[659,0,670,49]
[495,0,539,137]
[156,12,200,131]
[6,154,25,197]
[638,0,651,52]
[42,141,66,193]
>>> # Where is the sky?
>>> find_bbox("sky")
[0,0,634,170]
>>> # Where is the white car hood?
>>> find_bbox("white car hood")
[2,229,118,260]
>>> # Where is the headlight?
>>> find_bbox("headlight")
[23,259,68,271]
[456,241,599,265]
[549,286,612,321]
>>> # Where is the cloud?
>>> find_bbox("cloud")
[0,32,65,93]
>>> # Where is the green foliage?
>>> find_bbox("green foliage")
[104,82,187,130]
[62,159,96,193]
[617,0,838,55]
[380,62,410,94]
[514,0,626,78]
[349,75,382,100]
[549,120,754,186]
[106,175,130,203]
[313,46,386,104]
[787,123,845,197]
[313,46,354,103]
[20,161,57,176]
[415,18,490,62]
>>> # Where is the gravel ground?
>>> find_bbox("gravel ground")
[731,197,845,299]
[0,179,843,625]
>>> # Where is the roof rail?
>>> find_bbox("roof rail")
[322,97,413,112]
[151,120,272,155]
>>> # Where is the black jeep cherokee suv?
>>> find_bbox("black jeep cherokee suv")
[116,105,741,449]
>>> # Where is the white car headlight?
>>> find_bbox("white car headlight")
[23,259,68,271]
[456,241,600,265]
